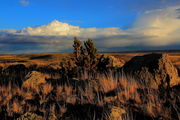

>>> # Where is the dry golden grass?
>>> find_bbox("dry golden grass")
[0,71,178,120]
[41,83,53,95]
[97,73,118,93]
[117,76,141,104]
[0,53,72,69]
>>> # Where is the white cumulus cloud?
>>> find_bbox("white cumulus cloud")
[9,20,123,38]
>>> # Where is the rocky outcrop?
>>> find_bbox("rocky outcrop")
[123,53,180,89]
[109,56,125,67]
[22,71,46,90]
[17,112,44,120]
[106,106,127,120]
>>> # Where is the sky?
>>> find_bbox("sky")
[0,0,180,53]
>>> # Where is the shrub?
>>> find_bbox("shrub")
[60,37,112,79]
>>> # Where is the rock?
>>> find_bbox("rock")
[22,71,46,90]
[48,113,58,120]
[109,56,125,67]
[106,106,127,120]
[16,112,44,120]
[123,53,180,89]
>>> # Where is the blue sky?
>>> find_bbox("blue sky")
[0,0,156,29]
[0,0,180,53]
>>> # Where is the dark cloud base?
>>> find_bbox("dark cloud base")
[0,32,180,54]
[1,41,180,54]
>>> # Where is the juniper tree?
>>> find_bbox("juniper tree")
[61,37,112,79]
[84,39,97,60]
[97,54,111,72]
[73,37,86,68]
[73,37,83,61]
[83,39,98,72]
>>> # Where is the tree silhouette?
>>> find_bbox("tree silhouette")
[60,37,112,79]
[84,39,97,60]
[73,37,83,61]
